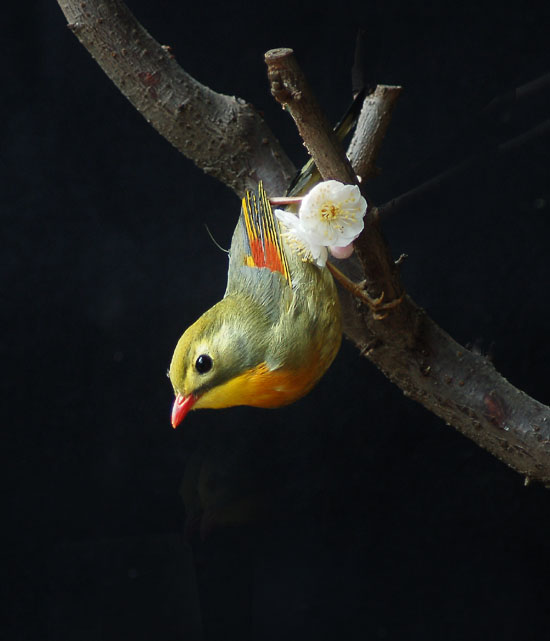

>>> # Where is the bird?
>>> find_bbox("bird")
[168,182,342,427]
[167,89,370,426]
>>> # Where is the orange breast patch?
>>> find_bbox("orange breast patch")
[194,361,320,411]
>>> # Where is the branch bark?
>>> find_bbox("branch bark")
[265,49,403,308]
[264,48,358,185]
[264,48,550,485]
[57,0,550,484]
[56,0,295,197]
[347,84,402,182]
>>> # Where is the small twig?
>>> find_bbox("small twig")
[351,29,368,97]
[378,118,550,219]
[378,73,550,219]
[479,72,550,121]
[498,118,550,153]
[347,85,402,182]
[378,156,473,219]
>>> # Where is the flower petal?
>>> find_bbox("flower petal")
[329,243,355,259]
[298,181,367,248]
[310,244,328,267]
[276,209,326,266]
[274,209,301,231]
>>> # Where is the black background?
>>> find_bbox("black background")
[4,1,550,639]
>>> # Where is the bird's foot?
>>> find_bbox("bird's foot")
[326,262,404,320]
[357,282,405,320]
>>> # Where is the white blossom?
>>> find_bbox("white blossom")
[299,180,366,247]
[328,243,355,260]
[275,181,367,267]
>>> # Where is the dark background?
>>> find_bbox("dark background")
[4,1,550,639]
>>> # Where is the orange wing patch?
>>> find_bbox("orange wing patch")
[242,183,291,285]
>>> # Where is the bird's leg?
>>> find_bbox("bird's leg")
[326,262,404,320]
[357,284,405,320]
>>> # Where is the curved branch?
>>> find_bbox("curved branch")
[264,48,550,484]
[56,1,550,483]
[56,0,295,197]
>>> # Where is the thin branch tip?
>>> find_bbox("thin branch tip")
[264,47,294,61]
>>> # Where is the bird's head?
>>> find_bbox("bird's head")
[168,297,270,427]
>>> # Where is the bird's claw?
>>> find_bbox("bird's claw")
[325,263,404,320]
[358,282,404,320]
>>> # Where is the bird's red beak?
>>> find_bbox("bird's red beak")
[171,394,197,428]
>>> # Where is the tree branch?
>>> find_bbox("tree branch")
[56,0,295,197]
[265,48,403,307]
[264,48,550,485]
[264,48,358,185]
[57,1,550,484]
[347,84,402,182]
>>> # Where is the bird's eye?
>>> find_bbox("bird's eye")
[195,354,213,374]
